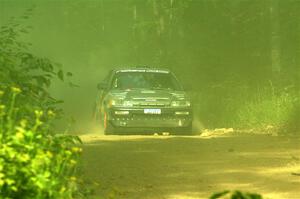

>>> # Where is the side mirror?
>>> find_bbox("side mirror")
[97,82,108,90]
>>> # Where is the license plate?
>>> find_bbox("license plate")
[144,109,161,114]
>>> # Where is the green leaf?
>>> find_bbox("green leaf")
[21,15,29,19]
[57,70,64,81]
[210,190,230,199]
[68,82,80,88]
[247,193,263,199]
[231,191,244,199]
[66,72,73,77]
[20,29,29,34]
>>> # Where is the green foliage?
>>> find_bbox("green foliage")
[236,86,298,131]
[0,10,83,199]
[0,11,67,118]
[210,190,263,199]
[0,88,82,199]
[194,82,300,134]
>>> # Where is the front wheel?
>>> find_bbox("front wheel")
[172,124,193,135]
[103,112,115,135]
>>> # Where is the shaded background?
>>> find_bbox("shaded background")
[1,0,299,133]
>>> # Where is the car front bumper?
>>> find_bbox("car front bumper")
[107,107,193,128]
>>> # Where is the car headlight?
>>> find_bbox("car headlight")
[109,99,133,107]
[122,100,133,107]
[109,99,122,107]
[171,100,191,107]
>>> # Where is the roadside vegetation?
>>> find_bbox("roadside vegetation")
[210,190,262,199]
[0,11,82,199]
[193,83,300,135]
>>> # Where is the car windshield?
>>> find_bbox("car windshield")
[111,72,183,90]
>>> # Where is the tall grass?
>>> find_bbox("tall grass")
[236,87,297,131]
[193,83,299,134]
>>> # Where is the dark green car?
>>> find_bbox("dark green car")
[95,67,193,135]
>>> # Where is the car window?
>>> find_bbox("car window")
[111,72,183,90]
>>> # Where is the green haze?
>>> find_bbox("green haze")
[1,0,299,133]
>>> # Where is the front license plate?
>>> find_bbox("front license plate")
[144,109,161,114]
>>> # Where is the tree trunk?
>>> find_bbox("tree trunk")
[270,0,281,73]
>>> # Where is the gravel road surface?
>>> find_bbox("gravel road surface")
[80,134,300,199]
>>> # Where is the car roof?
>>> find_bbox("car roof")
[113,66,170,74]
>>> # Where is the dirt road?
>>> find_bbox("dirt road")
[80,134,300,199]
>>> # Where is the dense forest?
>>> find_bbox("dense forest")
[1,0,299,132]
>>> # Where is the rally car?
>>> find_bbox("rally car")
[95,67,193,135]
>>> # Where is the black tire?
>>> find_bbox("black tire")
[103,111,115,135]
[104,123,115,135]
[173,124,193,135]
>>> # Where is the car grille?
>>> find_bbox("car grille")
[132,113,173,119]
[132,98,170,107]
